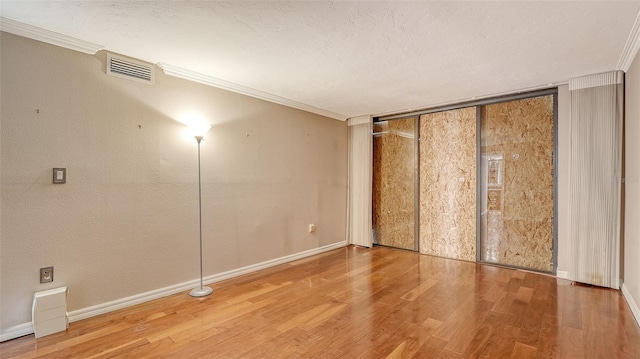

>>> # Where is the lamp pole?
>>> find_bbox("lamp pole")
[190,135,213,297]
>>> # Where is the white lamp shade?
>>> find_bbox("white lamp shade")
[188,123,211,138]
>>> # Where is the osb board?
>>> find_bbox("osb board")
[487,189,502,211]
[481,213,554,272]
[419,107,476,261]
[372,117,415,250]
[480,95,554,271]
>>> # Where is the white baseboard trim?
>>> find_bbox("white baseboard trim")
[0,241,347,342]
[621,283,640,328]
[0,322,34,342]
[556,270,569,279]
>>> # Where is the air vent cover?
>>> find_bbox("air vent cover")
[107,53,154,84]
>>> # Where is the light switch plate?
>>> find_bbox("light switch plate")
[53,168,66,184]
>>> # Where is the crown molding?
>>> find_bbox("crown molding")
[0,17,104,55]
[617,10,640,72]
[157,63,346,121]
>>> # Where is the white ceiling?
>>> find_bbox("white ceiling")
[1,1,639,120]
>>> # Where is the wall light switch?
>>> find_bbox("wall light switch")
[309,224,316,233]
[53,168,66,184]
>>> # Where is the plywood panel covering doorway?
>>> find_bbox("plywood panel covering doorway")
[480,95,555,272]
[419,107,477,261]
[372,90,556,273]
[372,117,416,250]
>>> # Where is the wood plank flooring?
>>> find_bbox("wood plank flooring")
[2,245,640,358]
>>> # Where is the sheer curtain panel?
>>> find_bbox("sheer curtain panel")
[348,116,373,247]
[569,71,623,288]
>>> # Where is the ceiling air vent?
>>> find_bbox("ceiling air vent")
[107,53,154,84]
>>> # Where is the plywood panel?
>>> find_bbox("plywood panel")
[372,117,415,250]
[480,95,554,272]
[419,107,477,261]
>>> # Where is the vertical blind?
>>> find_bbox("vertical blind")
[348,118,373,247]
[569,71,623,288]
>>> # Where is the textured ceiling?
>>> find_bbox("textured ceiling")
[1,1,639,120]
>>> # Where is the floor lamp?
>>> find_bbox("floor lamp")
[189,124,213,297]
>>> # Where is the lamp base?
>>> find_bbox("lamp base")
[189,286,213,297]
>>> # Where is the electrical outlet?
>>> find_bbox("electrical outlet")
[40,267,54,283]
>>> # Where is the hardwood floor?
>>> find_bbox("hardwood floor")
[2,245,640,358]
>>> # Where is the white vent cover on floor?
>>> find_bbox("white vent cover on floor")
[107,53,154,84]
[32,286,68,338]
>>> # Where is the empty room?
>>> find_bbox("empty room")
[2,1,640,358]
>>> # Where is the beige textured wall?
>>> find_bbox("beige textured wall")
[0,32,347,330]
[624,52,640,315]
